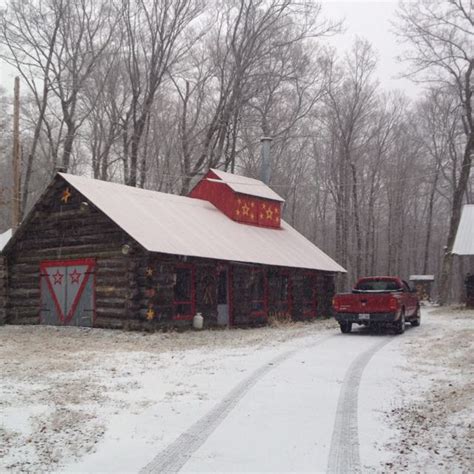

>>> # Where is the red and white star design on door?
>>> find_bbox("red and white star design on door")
[40,259,95,325]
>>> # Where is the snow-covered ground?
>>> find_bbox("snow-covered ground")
[0,308,472,472]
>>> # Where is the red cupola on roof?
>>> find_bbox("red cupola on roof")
[189,169,285,228]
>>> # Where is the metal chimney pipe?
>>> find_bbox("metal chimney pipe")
[260,136,272,185]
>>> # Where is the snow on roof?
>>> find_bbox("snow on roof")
[452,205,474,255]
[60,173,345,273]
[209,168,285,202]
[409,275,435,281]
[0,228,12,253]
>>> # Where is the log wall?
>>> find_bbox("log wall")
[6,177,137,326]
[0,256,7,325]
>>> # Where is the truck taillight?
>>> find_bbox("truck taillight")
[332,297,339,311]
[388,296,398,311]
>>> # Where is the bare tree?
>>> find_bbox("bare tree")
[119,0,204,187]
[0,0,120,214]
[323,39,378,286]
[395,0,473,303]
[173,0,340,194]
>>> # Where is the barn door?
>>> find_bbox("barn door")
[40,259,95,327]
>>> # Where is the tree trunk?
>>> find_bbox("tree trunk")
[439,135,473,304]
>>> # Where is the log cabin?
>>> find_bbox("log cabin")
[0,169,345,329]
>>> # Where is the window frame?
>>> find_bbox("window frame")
[172,263,196,321]
[249,267,268,318]
[276,269,292,315]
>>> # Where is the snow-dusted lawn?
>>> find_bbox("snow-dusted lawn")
[0,308,472,472]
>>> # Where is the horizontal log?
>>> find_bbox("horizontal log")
[95,307,128,318]
[12,249,124,263]
[16,237,124,252]
[7,316,39,325]
[19,222,124,238]
[8,288,39,298]
[8,307,39,319]
[9,276,39,287]
[95,299,127,310]
[96,287,130,297]
[94,317,125,329]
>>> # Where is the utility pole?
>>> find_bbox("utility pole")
[12,76,21,231]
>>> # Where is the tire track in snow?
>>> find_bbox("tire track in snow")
[140,333,335,474]
[327,336,394,474]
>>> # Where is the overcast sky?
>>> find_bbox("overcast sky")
[322,0,420,96]
[0,0,421,98]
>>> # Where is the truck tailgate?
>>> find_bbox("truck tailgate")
[335,293,396,313]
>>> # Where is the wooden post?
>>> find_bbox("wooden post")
[12,76,21,231]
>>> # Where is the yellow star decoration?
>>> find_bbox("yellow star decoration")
[259,213,264,219]
[236,209,240,216]
[251,202,255,208]
[146,306,155,320]
[242,203,250,216]
[266,208,273,219]
[146,267,154,277]
[262,203,266,209]
[60,187,72,203]
[250,213,255,220]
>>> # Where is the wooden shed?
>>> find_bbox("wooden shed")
[409,275,435,302]
[1,170,345,329]
[452,204,474,307]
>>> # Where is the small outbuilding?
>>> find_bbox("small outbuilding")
[1,170,345,329]
[453,204,474,308]
[409,275,435,302]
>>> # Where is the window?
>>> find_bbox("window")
[173,265,195,320]
[250,268,267,316]
[303,273,317,318]
[277,271,292,313]
[355,279,402,292]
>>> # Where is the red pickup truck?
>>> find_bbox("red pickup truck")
[332,276,420,334]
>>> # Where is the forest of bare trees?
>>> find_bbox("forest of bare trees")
[0,0,472,300]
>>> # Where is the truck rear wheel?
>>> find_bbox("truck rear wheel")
[411,306,421,327]
[394,310,405,335]
[339,322,352,333]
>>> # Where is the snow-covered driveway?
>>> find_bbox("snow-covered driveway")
[141,333,394,473]
[1,308,472,472]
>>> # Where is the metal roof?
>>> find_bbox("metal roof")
[60,173,345,273]
[409,275,434,281]
[452,205,474,255]
[209,168,285,202]
[0,228,12,253]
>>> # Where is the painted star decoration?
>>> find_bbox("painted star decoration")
[146,306,155,320]
[235,199,279,224]
[146,267,154,277]
[52,270,64,285]
[60,187,72,203]
[70,269,81,284]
